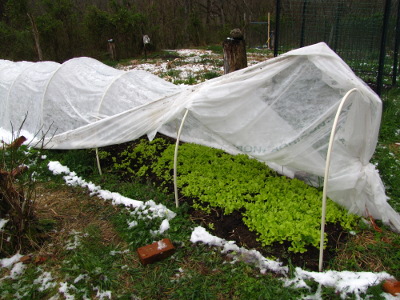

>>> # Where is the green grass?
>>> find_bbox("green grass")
[1,138,394,300]
[205,44,223,54]
[0,171,307,299]
[372,89,400,210]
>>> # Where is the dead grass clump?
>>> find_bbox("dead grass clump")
[333,229,399,274]
[34,183,125,258]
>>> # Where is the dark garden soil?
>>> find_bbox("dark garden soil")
[187,203,349,271]
[100,135,351,271]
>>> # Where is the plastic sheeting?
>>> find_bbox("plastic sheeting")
[1,42,400,231]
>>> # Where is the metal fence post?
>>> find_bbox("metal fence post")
[300,0,308,48]
[274,0,281,57]
[392,0,400,86]
[332,0,344,52]
[377,0,392,96]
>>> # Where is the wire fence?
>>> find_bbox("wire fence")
[247,0,399,95]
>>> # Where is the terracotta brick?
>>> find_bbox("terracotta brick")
[137,238,175,265]
[19,255,32,264]
[383,279,400,296]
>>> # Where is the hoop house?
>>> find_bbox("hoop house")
[1,42,399,233]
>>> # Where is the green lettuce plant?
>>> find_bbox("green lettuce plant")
[113,138,359,253]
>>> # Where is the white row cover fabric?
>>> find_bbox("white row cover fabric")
[1,42,399,231]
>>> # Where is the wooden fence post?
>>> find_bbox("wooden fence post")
[108,39,117,61]
[223,28,248,74]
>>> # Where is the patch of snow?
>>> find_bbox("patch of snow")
[285,268,394,299]
[174,49,213,57]
[159,219,170,233]
[190,225,224,247]
[382,292,400,299]
[48,161,70,175]
[133,200,176,221]
[0,219,8,231]
[73,274,88,283]
[171,267,185,282]
[65,230,83,250]
[157,240,167,250]
[93,286,112,299]
[126,62,168,74]
[58,282,77,300]
[127,220,138,228]
[190,226,395,299]
[191,226,287,275]
[151,219,171,236]
[109,249,129,256]
[0,253,23,268]
[9,262,27,279]
[33,271,57,291]
[0,128,36,145]
[47,161,176,221]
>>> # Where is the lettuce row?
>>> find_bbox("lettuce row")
[112,139,359,253]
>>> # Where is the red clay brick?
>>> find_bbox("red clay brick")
[137,238,175,265]
[19,255,32,264]
[383,279,400,296]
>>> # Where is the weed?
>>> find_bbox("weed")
[46,149,97,177]
[203,71,221,80]
[0,135,52,255]
[175,76,197,85]
[205,44,223,54]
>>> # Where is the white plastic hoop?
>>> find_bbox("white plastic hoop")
[174,109,190,208]
[318,88,358,272]
[95,148,102,176]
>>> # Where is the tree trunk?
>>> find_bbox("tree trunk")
[27,13,43,61]
[223,29,247,74]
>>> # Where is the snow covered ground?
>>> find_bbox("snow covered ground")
[117,48,271,84]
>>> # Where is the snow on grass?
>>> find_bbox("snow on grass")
[93,286,112,300]
[58,282,77,300]
[47,161,176,222]
[119,49,221,81]
[190,226,395,299]
[0,253,24,268]
[117,48,272,86]
[150,219,170,236]
[33,270,57,292]
[285,268,394,299]
[65,230,88,250]
[174,49,214,57]
[191,226,287,275]
[8,262,26,279]
[122,62,168,74]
